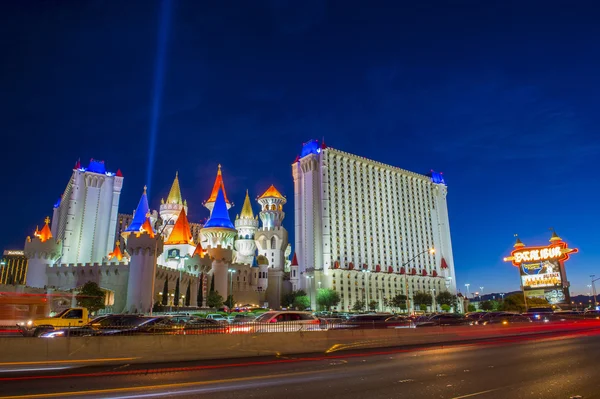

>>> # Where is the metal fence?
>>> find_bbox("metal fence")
[3,311,600,338]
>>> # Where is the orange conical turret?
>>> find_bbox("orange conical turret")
[108,241,124,261]
[138,213,155,238]
[38,217,53,243]
[205,164,231,210]
[193,241,206,257]
[165,208,194,245]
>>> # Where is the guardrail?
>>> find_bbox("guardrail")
[1,319,599,365]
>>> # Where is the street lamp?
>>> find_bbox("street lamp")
[227,269,236,304]
[479,286,484,300]
[306,275,314,310]
[402,248,435,314]
[591,275,599,309]
[431,288,436,312]
[149,216,174,316]
[361,269,371,308]
[499,293,505,300]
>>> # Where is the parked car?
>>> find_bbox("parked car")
[183,318,229,334]
[206,314,229,324]
[95,316,184,336]
[230,311,322,333]
[479,312,531,325]
[523,307,554,322]
[18,307,93,337]
[416,313,469,327]
[583,310,600,319]
[40,315,165,338]
[340,314,412,329]
[231,313,257,324]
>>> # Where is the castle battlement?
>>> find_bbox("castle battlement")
[52,261,128,270]
[258,226,286,232]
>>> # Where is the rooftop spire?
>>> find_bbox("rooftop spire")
[204,187,235,229]
[165,208,194,245]
[125,186,150,233]
[139,213,155,238]
[193,241,206,257]
[206,164,230,206]
[259,184,285,200]
[513,234,525,248]
[291,252,299,266]
[108,241,124,261]
[37,217,53,243]
[166,171,183,205]
[240,189,254,219]
[549,227,562,242]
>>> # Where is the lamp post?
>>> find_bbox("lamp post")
[0,260,5,285]
[361,269,371,309]
[431,288,436,312]
[591,275,599,309]
[402,248,435,314]
[227,269,235,307]
[479,286,484,300]
[306,275,314,310]
[149,216,174,316]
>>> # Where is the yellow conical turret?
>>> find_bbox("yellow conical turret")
[240,190,254,219]
[513,234,525,248]
[166,172,183,205]
[549,228,562,242]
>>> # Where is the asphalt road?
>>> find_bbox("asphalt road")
[0,329,599,399]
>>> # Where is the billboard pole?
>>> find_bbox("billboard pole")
[520,267,529,312]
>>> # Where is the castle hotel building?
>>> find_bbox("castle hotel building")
[292,140,456,312]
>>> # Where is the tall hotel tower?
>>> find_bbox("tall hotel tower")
[292,140,456,312]
[50,159,123,265]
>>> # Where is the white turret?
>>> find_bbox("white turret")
[24,217,62,288]
[256,255,269,293]
[255,185,289,309]
[234,190,258,265]
[289,253,300,292]
[125,216,163,314]
[201,187,237,299]
[160,172,187,240]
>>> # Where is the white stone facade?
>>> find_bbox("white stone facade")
[293,142,457,311]
[51,161,123,265]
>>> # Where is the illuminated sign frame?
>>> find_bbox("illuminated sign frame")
[506,241,578,267]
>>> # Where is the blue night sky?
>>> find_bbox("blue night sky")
[1,1,599,295]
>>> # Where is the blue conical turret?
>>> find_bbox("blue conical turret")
[125,186,150,232]
[204,187,234,229]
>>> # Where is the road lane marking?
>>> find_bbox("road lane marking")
[452,389,499,399]
[0,358,138,366]
[0,368,339,399]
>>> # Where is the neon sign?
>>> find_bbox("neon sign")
[506,241,578,267]
[3,250,24,256]
[514,246,562,264]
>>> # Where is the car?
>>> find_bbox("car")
[523,307,554,322]
[206,314,229,323]
[231,313,257,324]
[416,313,469,327]
[230,311,323,333]
[479,312,531,325]
[40,315,159,338]
[340,314,412,329]
[183,318,229,334]
[94,316,184,336]
[583,310,600,319]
